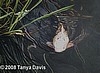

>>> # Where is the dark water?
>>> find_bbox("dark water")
[0,0,100,73]
[29,0,100,73]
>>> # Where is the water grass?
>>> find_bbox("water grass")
[0,1,73,35]
[0,1,74,73]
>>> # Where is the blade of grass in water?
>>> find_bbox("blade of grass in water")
[29,0,42,11]
[3,30,23,35]
[18,0,42,21]
[0,7,8,13]
[0,0,3,7]
[19,5,74,29]
[0,18,10,29]
[9,0,30,31]
[6,0,11,7]
[0,12,12,19]
[9,0,42,31]
[13,0,19,11]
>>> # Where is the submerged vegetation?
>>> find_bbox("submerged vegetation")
[1,0,100,73]
[0,0,73,36]
[0,0,74,73]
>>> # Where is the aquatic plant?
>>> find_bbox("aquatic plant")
[0,0,73,73]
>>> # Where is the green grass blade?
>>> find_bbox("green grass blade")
[0,18,10,29]
[3,29,23,35]
[18,0,42,22]
[0,7,8,13]
[29,0,42,11]
[0,12,12,19]
[9,0,42,31]
[0,0,4,7]
[9,0,30,31]
[19,5,74,29]
[13,0,19,11]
